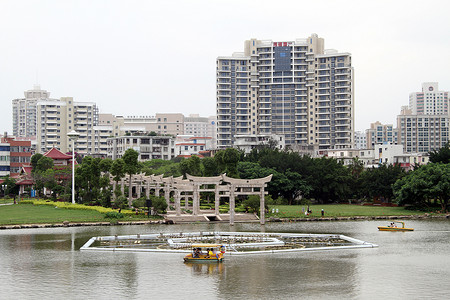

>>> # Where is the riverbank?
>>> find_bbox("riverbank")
[1,203,448,230]
[1,212,448,230]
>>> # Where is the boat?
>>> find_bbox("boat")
[184,244,225,263]
[378,221,414,231]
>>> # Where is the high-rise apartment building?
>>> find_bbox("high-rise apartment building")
[36,97,99,155]
[12,85,58,138]
[397,106,449,153]
[365,121,397,149]
[216,34,354,149]
[409,82,448,115]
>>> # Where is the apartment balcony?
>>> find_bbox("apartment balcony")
[295,111,308,117]
[335,77,350,82]
[336,114,351,120]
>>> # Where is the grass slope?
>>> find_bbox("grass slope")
[0,204,153,225]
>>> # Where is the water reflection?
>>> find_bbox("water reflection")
[0,220,449,299]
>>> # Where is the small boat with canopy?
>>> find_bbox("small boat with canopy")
[378,221,414,231]
[184,244,225,263]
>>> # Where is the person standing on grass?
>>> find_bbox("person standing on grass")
[321,209,324,217]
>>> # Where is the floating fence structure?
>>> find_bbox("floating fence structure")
[80,231,378,255]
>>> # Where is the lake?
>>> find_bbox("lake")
[0,219,449,299]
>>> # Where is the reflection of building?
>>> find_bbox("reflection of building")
[107,135,176,161]
[216,34,354,150]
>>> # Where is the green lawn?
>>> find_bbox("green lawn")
[267,204,428,218]
[0,204,157,225]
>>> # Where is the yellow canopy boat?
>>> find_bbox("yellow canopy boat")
[184,244,225,263]
[378,221,414,231]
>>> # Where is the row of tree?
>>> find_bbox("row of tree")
[16,142,450,212]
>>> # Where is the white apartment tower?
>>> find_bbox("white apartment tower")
[409,82,448,115]
[216,34,354,149]
[12,85,58,138]
[37,97,99,155]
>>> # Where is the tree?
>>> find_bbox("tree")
[179,155,202,177]
[215,148,241,178]
[394,163,450,212]
[35,156,54,173]
[1,176,18,196]
[361,164,405,202]
[75,156,103,203]
[122,149,140,207]
[30,153,43,173]
[429,142,450,164]
[306,157,352,203]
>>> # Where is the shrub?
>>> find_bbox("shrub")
[19,199,134,215]
[132,198,146,208]
[105,211,124,219]
[151,195,168,214]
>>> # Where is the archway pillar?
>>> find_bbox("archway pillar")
[229,184,235,226]
[260,187,265,225]
[214,186,220,216]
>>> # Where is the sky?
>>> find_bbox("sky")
[1,0,449,134]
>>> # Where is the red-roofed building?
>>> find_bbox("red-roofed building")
[43,147,75,166]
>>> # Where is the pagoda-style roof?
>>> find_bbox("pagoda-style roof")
[44,147,72,160]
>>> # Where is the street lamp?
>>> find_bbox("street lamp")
[67,130,80,204]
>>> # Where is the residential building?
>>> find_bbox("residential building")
[397,106,449,153]
[175,136,213,157]
[233,134,285,153]
[409,82,448,115]
[0,142,10,177]
[354,131,367,149]
[107,135,176,161]
[216,33,354,150]
[365,121,396,149]
[184,114,217,148]
[36,97,99,155]
[0,134,33,177]
[12,85,58,138]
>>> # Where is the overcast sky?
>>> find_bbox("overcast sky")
[1,0,449,134]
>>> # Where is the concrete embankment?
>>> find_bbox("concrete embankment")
[268,214,450,222]
[1,214,448,230]
[0,220,168,230]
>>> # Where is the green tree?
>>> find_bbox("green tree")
[30,153,43,173]
[215,148,241,178]
[179,155,202,177]
[35,156,54,173]
[394,163,450,212]
[307,157,352,203]
[150,195,168,214]
[361,164,405,202]
[122,149,140,207]
[1,176,18,197]
[429,142,450,164]
[202,157,218,177]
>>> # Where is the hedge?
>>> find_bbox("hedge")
[19,200,134,215]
